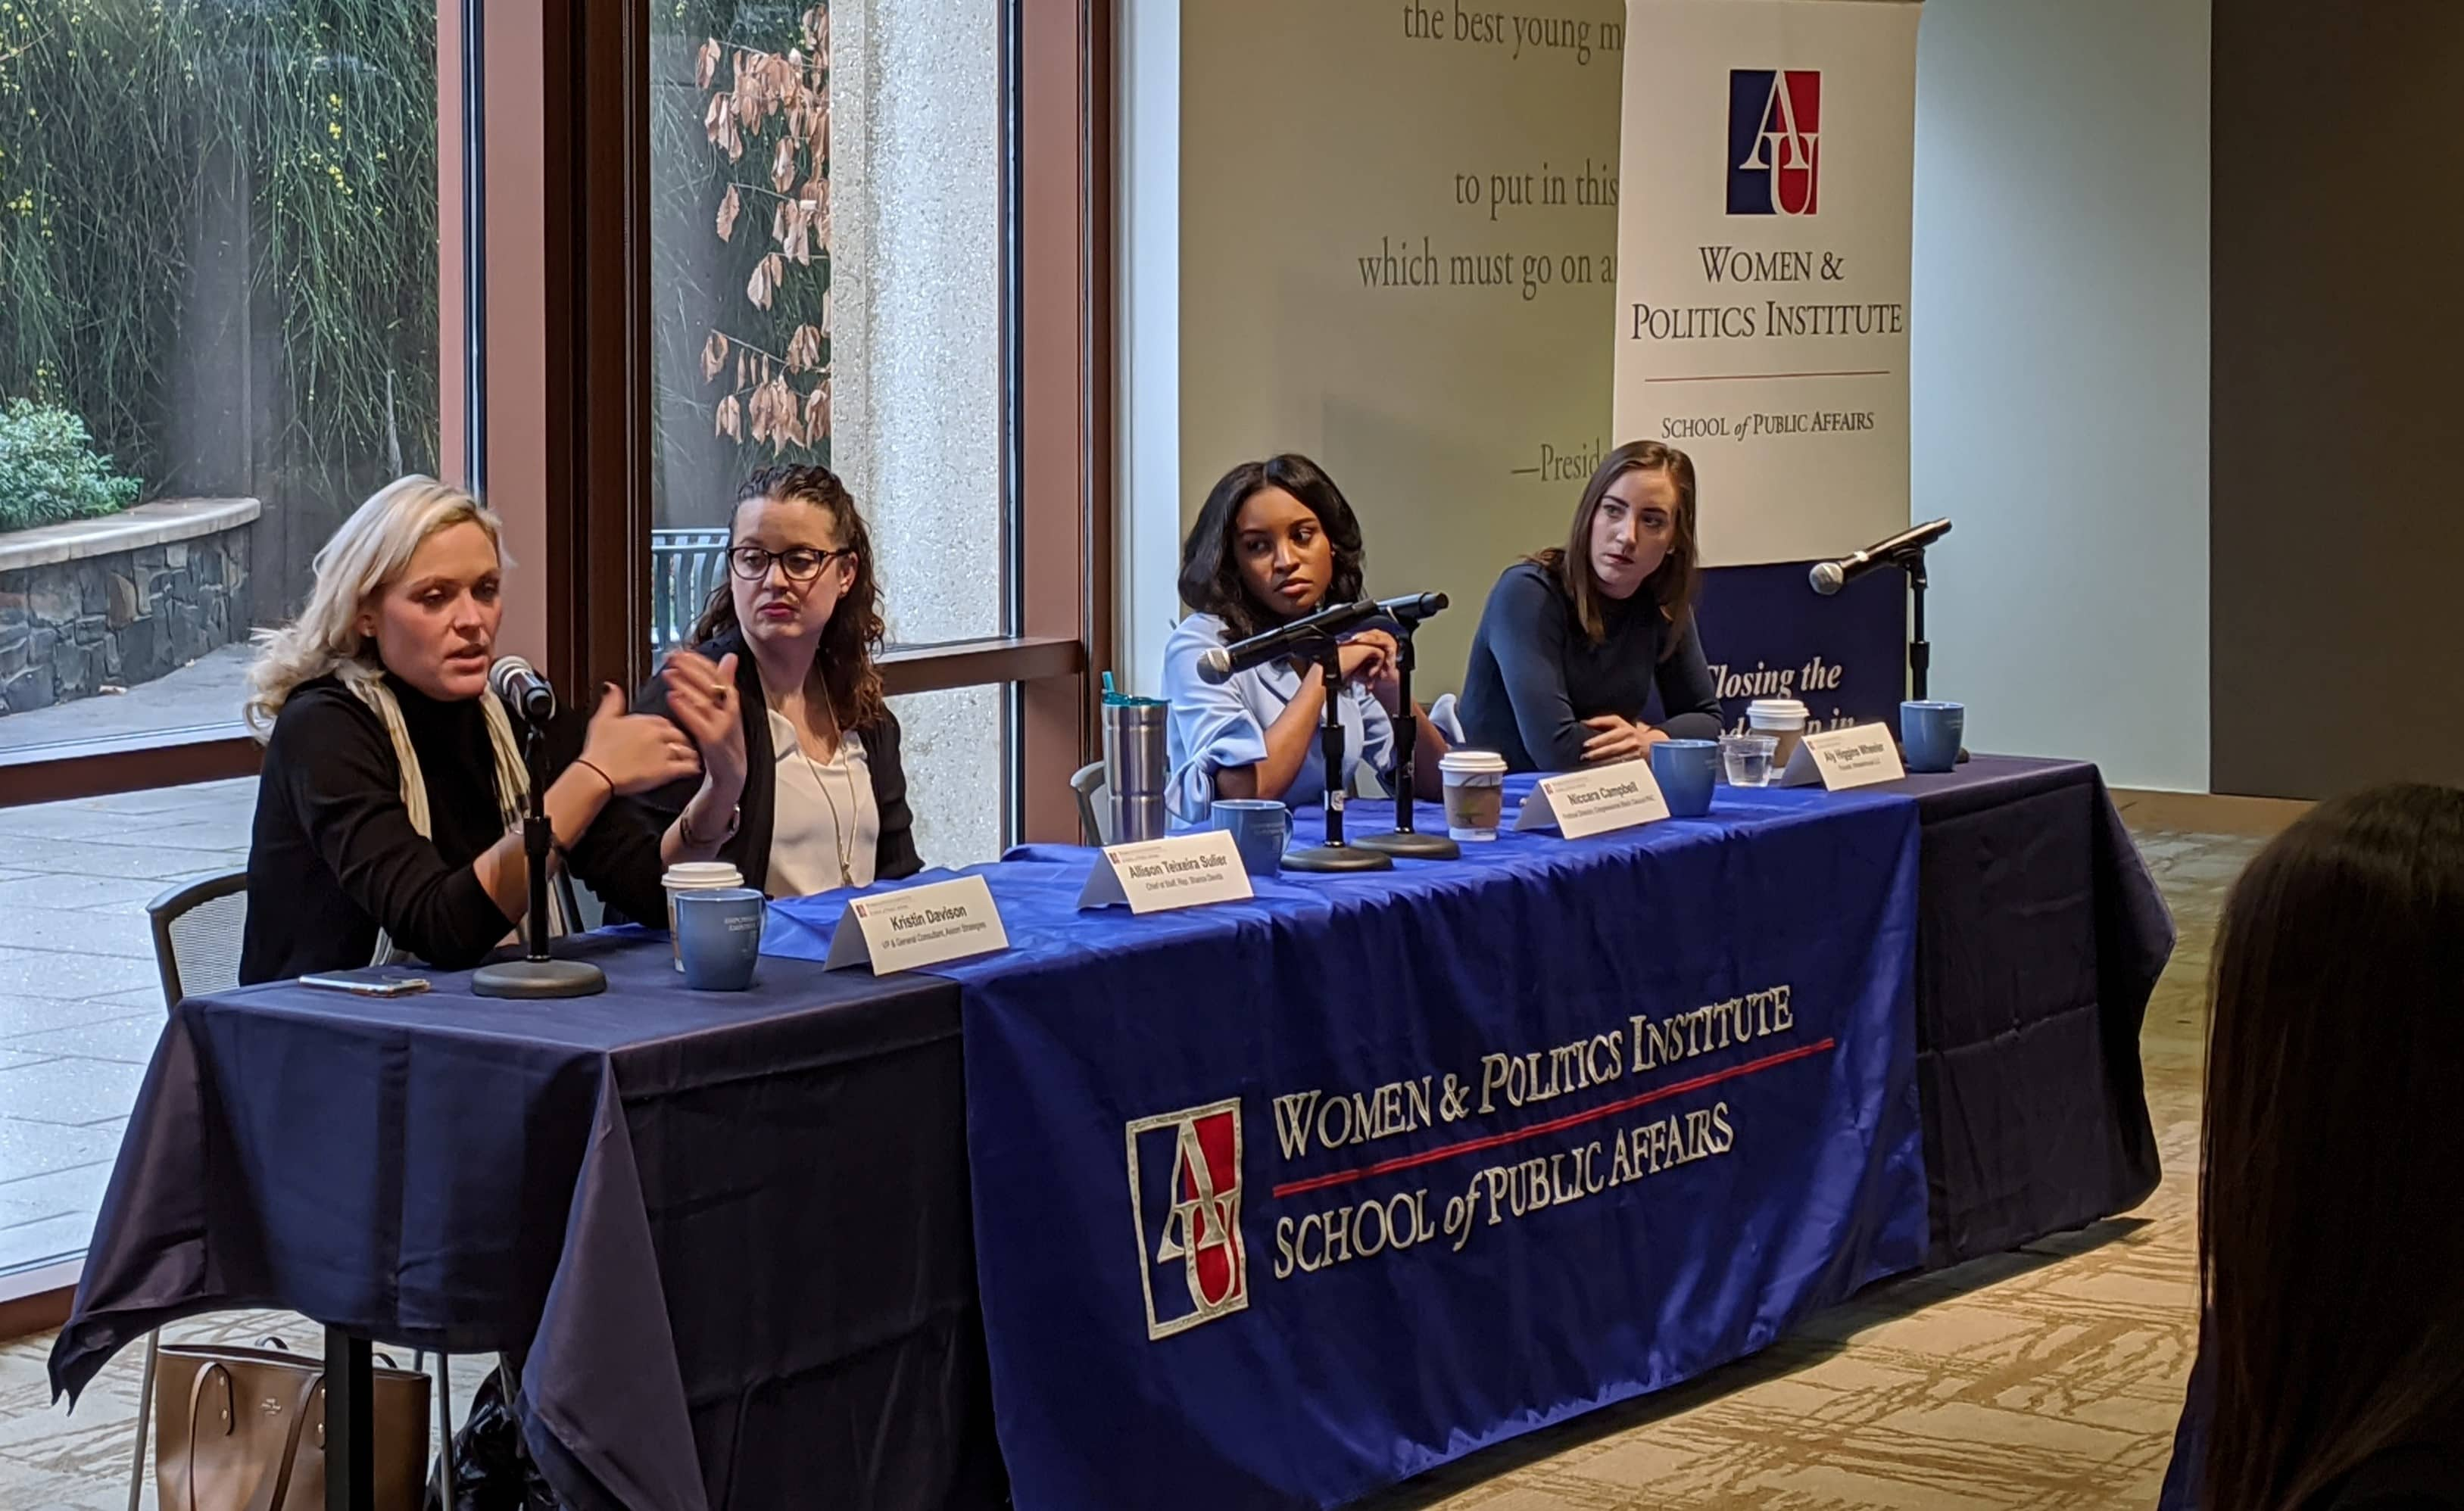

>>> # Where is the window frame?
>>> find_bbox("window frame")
[1,0,1115,841]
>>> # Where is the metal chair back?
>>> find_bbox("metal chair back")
[146,871,250,1012]
[1069,761,1109,846]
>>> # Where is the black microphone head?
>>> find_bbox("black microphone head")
[1377,591,1449,626]
[1195,646,1236,685]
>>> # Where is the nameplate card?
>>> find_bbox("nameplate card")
[1779,724,1907,791]
[1078,831,1255,914]
[1514,759,1670,839]
[824,876,1010,974]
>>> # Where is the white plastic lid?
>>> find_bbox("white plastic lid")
[1745,699,1809,728]
[663,861,744,888]
[1438,749,1509,774]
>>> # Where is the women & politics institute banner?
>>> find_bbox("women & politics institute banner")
[1617,0,1923,728]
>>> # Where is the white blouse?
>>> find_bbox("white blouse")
[765,707,880,896]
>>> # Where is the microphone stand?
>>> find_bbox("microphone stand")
[1906,548,1930,701]
[473,720,608,999]
[1280,637,1393,874]
[1355,624,1458,860]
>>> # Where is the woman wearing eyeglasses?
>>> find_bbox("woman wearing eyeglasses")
[632,465,922,896]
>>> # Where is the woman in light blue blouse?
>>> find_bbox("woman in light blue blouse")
[1159,454,1447,829]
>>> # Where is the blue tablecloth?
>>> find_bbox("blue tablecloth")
[765,774,1932,1511]
[48,934,1000,1511]
[52,756,2169,1511]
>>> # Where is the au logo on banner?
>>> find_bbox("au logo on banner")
[1124,1098,1249,1341]
[1728,69,1822,217]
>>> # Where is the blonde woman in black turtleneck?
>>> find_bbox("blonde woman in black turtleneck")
[239,478,701,983]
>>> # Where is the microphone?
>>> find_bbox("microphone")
[1196,598,1383,685]
[1374,590,1449,628]
[488,655,557,722]
[1809,519,1952,596]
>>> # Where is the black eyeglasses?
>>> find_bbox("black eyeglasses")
[728,544,854,582]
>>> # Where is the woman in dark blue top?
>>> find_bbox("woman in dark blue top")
[1457,441,1723,771]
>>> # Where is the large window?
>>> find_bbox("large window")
[0,0,1099,1286]
[647,0,1012,865]
[0,1,447,763]
[0,0,454,1280]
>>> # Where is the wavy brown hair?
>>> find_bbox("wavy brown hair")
[1528,440,1701,653]
[691,464,888,733]
[2201,783,2464,1510]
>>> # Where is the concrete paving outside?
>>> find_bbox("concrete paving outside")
[0,644,254,757]
[0,779,255,1274]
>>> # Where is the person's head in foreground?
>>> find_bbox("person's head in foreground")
[2202,781,2464,1509]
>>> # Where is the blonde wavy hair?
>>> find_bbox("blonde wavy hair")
[244,476,510,737]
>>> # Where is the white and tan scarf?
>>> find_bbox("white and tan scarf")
[342,666,569,963]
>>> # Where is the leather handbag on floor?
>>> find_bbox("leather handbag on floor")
[154,1338,432,1511]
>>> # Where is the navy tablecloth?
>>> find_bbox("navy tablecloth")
[48,933,1000,1511]
[49,754,2169,1511]
[769,774,1934,1510]
[1895,758,2170,1263]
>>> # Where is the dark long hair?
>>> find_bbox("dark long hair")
[1176,453,1367,642]
[1528,440,1701,651]
[2201,783,2464,1510]
[690,464,889,733]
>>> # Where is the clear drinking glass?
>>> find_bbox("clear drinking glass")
[1720,734,1779,787]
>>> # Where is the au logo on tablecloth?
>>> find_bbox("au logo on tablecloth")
[1124,1098,1249,1341]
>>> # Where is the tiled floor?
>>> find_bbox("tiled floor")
[0,804,2274,1509]
[0,779,255,1275]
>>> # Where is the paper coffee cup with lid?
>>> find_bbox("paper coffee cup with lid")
[1438,749,1509,841]
[663,861,746,970]
[1745,698,1811,771]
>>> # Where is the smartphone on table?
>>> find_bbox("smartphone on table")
[298,966,432,998]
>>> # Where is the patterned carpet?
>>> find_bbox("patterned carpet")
[0,810,2266,1511]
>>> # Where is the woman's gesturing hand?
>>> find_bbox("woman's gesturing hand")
[660,650,749,804]
[579,683,705,795]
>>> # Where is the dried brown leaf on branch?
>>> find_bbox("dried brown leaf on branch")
[716,393,742,441]
[768,375,806,454]
[797,178,831,249]
[747,255,775,311]
[701,332,729,382]
[696,39,720,91]
[786,324,822,373]
[802,7,828,57]
[810,101,828,167]
[771,137,797,195]
[786,206,812,265]
[804,377,832,441]
[819,289,832,337]
[716,183,741,242]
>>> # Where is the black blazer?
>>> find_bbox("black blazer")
[632,627,924,893]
